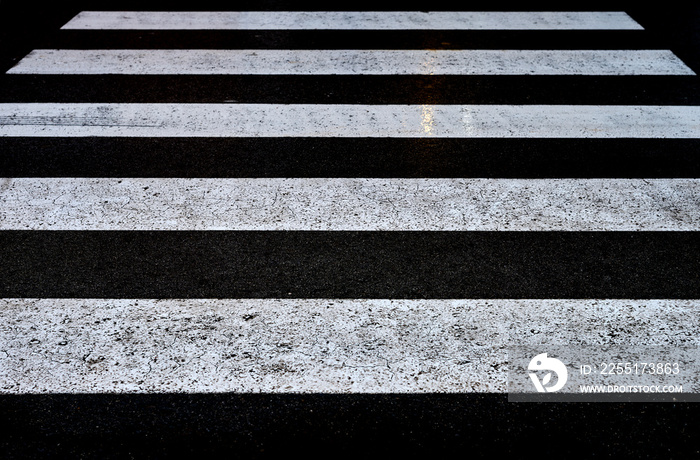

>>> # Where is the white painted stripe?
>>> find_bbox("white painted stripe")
[1,298,696,393]
[61,11,644,30]
[1,178,698,231]
[2,104,700,138]
[8,49,692,75]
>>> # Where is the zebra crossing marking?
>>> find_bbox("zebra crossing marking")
[61,11,644,30]
[1,298,696,393]
[2,178,698,231]
[8,49,693,75]
[2,103,700,137]
[2,9,699,399]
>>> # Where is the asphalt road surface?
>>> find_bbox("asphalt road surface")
[1,1,699,457]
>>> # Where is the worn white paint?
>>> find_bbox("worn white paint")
[8,49,692,75]
[1,178,698,231]
[1,298,696,393]
[60,11,644,30]
[2,104,700,138]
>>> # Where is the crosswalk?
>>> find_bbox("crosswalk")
[1,6,699,453]
[2,6,699,390]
